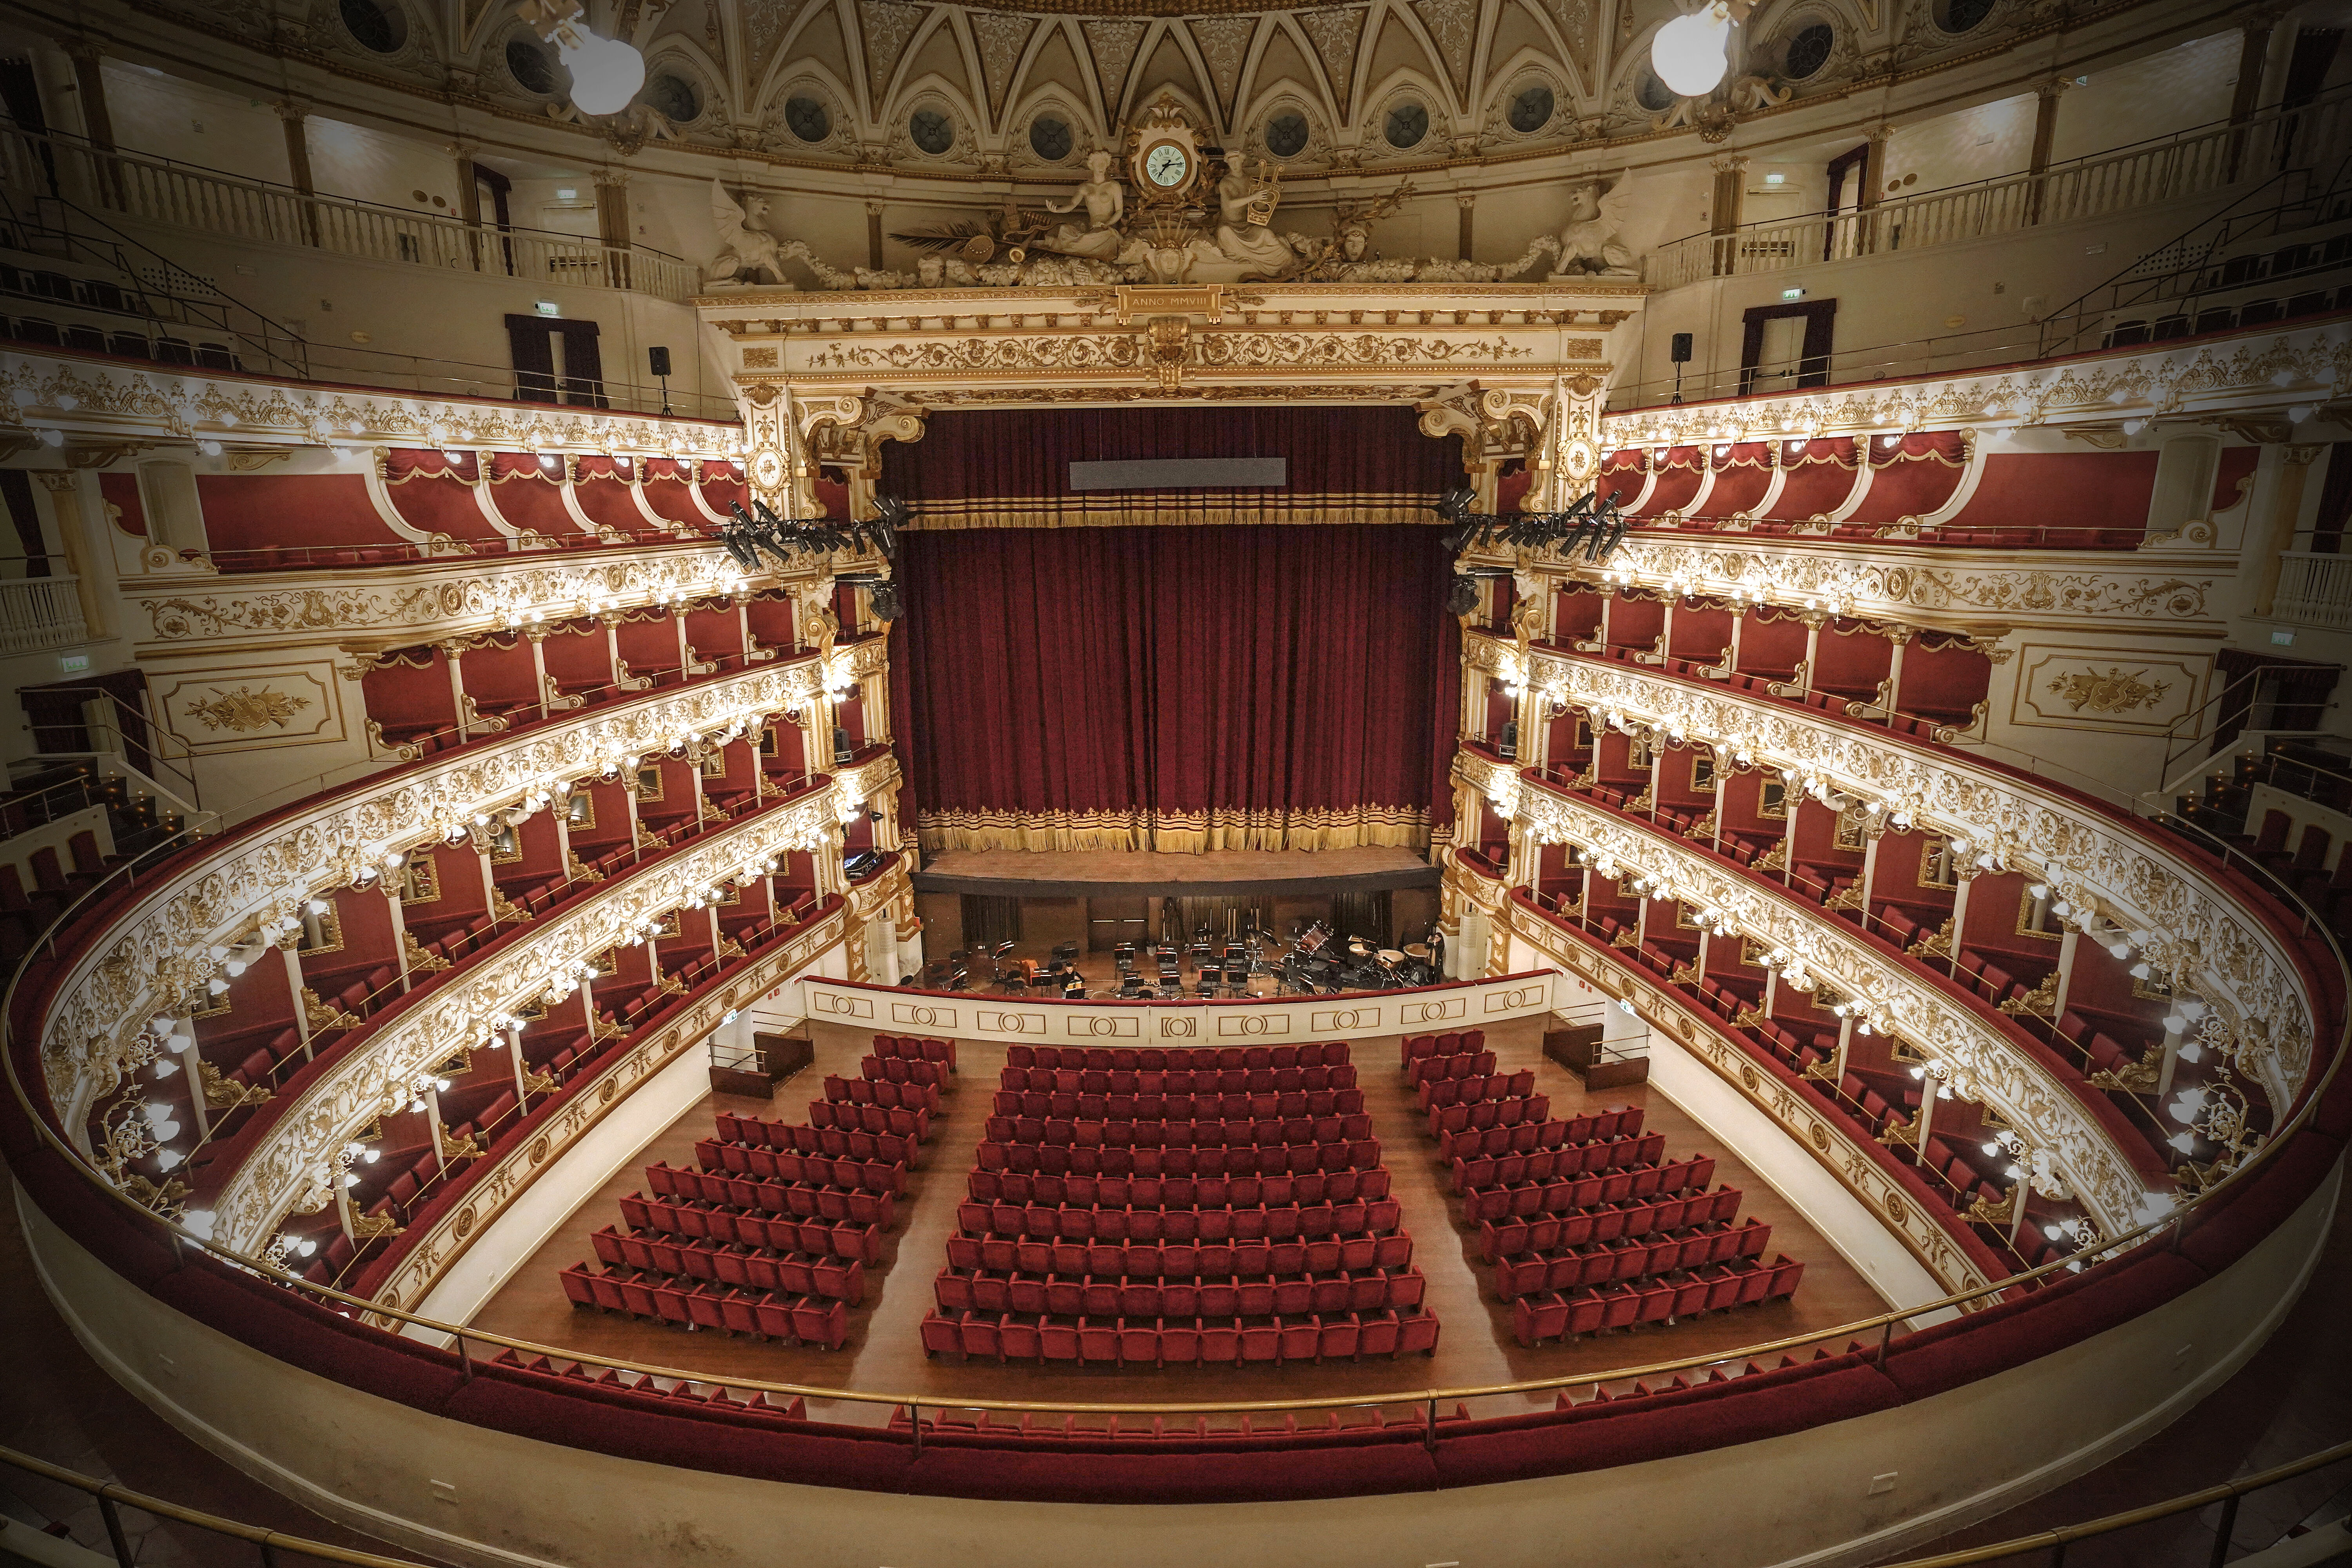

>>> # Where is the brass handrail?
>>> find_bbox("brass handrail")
[1874,1436,2352,1568]
[4,746,2345,1422]
[0,1442,437,1567]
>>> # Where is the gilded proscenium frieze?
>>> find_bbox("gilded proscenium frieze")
[706,279,1639,402]
[1516,650,2315,1114]
[209,786,850,1253]
[1507,909,1990,1299]
[0,352,741,458]
[133,547,809,654]
[1604,321,2350,449]
[365,906,851,1325]
[1511,786,2151,1236]
[1532,539,2224,635]
[38,656,833,1127]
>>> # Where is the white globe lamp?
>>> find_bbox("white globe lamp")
[558,26,646,116]
[1652,6,1733,99]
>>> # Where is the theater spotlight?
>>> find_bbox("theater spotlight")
[1436,486,1630,563]
[717,495,911,568]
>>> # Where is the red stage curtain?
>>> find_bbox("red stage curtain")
[876,406,1459,529]
[899,524,1458,851]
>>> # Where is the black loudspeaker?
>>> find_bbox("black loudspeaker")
[1670,332,1693,363]
[648,345,672,377]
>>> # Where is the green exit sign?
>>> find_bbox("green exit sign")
[1781,286,1808,301]
[57,653,89,675]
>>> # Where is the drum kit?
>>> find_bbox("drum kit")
[1274,924,1440,993]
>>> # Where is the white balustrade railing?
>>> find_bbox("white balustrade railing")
[1644,89,2352,290]
[0,125,699,305]
[0,575,87,655]
[2271,552,2352,630]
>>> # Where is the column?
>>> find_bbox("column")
[2023,78,2066,224]
[1455,191,1475,261]
[593,165,632,287]
[2253,445,2324,615]
[450,138,484,271]
[865,199,886,271]
[60,38,119,206]
[275,98,319,245]
[1856,124,1893,256]
[1708,155,1746,277]
[36,472,110,638]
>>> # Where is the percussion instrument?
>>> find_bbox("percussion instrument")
[1377,949,1405,965]
[1404,943,1431,959]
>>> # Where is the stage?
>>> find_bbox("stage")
[906,849,1445,989]
[910,847,1441,898]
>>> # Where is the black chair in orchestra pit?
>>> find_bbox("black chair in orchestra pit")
[1118,973,1144,999]
[1157,948,1181,984]
[1114,943,1138,975]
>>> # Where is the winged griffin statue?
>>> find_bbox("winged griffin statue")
[1547,171,1641,279]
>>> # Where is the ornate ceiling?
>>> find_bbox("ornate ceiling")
[279,0,2065,174]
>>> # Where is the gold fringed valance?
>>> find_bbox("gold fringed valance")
[916,804,1432,855]
[905,493,1445,530]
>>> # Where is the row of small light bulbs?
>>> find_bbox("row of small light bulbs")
[1592,560,1864,621]
[489,565,764,633]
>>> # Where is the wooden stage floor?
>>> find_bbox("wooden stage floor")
[463,1014,1889,1424]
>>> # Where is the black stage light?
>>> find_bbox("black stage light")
[718,495,911,568]
[1434,485,1630,565]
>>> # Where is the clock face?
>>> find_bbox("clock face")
[1145,143,1190,187]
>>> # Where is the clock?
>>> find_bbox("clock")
[1144,143,1190,188]
[1127,98,1203,200]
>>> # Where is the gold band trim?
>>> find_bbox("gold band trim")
[916,803,1431,853]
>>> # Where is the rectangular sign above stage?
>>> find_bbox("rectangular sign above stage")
[1068,458,1288,492]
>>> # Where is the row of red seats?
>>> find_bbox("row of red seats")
[920,1307,1436,1366]
[944,1234,1419,1281]
[855,1055,949,1089]
[999,1063,1358,1094]
[718,1105,928,1152]
[1005,1041,1352,1071]
[1437,1108,1644,1162]
[591,1225,866,1303]
[1491,1218,1774,1298]
[1466,1166,1718,1222]
[560,1263,849,1346]
[1427,1094,1552,1134]
[974,1139,1381,1177]
[936,1263,1426,1317]
[955,1197,1402,1242]
[644,1161,903,1219]
[990,1088,1365,1120]
[661,1147,905,1197]
[701,1122,917,1169]
[818,1076,940,1114]
[803,1100,928,1143]
[871,1031,956,1068]
[1513,1256,1805,1343]
[622,1180,897,1236]
[1477,1182,1744,1257]
[1417,1069,1534,1109]
[1399,1029,1487,1065]
[1411,1051,1500,1085]
[965,1166,1391,1206]
[1452,1132,1668,1192]
[615,1191,878,1259]
[980,1114,1374,1148]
